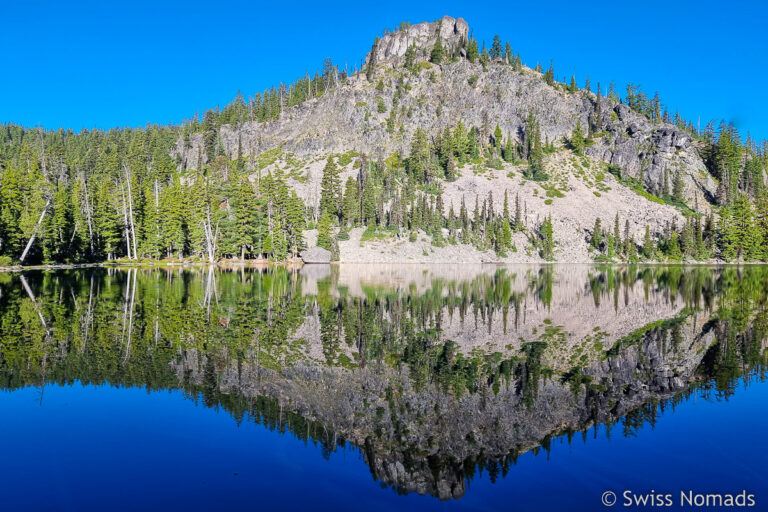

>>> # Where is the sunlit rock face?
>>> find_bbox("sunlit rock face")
[1,266,765,500]
[365,16,469,71]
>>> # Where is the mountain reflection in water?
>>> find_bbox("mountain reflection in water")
[0,264,766,504]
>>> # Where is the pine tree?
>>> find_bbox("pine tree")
[525,112,544,178]
[591,84,603,134]
[623,219,631,255]
[493,124,503,148]
[316,210,333,250]
[591,218,603,250]
[568,74,577,92]
[569,120,586,155]
[342,176,359,227]
[320,156,342,221]
[540,216,554,260]
[430,38,444,63]
[642,225,654,259]
[667,231,682,260]
[490,35,503,60]
[404,45,417,72]
[459,195,469,243]
[466,38,479,63]
[235,178,258,258]
[544,61,555,86]
[94,180,122,260]
[408,128,431,182]
[672,169,685,202]
[730,193,761,260]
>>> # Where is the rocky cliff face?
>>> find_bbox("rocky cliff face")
[173,16,716,211]
[365,16,469,71]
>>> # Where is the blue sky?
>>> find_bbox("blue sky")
[2,0,766,141]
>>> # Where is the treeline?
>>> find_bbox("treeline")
[589,191,768,262]
[0,124,307,264]
[182,57,345,159]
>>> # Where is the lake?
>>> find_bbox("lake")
[0,264,766,511]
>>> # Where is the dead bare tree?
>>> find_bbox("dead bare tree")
[124,166,138,259]
[19,198,51,264]
[119,179,132,259]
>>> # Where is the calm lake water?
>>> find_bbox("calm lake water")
[0,264,766,511]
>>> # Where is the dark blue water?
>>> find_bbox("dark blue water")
[1,266,767,511]
[2,375,766,511]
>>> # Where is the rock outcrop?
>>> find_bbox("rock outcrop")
[365,15,469,71]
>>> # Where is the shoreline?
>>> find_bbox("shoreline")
[0,258,753,273]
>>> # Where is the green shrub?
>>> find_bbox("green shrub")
[0,256,13,266]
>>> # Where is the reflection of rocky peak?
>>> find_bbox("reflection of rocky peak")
[365,16,469,71]
[172,309,741,500]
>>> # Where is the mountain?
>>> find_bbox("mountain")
[0,15,766,265]
[178,16,714,205]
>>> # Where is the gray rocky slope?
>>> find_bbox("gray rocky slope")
[174,15,716,210]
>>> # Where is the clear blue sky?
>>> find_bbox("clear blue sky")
[2,0,766,141]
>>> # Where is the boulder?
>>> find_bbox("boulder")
[300,247,331,264]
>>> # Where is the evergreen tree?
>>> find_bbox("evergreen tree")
[540,216,554,260]
[317,211,333,250]
[342,176,359,227]
[466,38,479,63]
[569,120,586,155]
[544,61,555,86]
[490,35,503,60]
[493,124,503,148]
[501,198,512,248]
[591,218,603,250]
[672,169,685,202]
[642,225,654,259]
[430,38,444,64]
[320,156,342,221]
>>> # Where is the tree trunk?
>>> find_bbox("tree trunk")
[20,198,51,264]
[125,168,138,260]
[81,175,95,257]
[120,181,132,259]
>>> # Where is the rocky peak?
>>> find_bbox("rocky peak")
[365,15,469,71]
